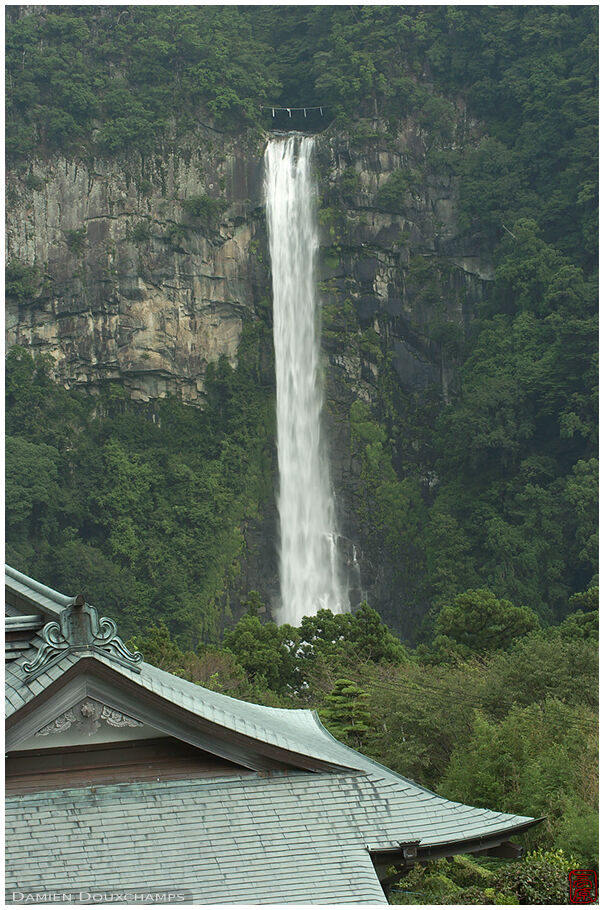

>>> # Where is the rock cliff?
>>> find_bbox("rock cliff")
[6,128,267,401]
[6,115,492,632]
[311,119,492,630]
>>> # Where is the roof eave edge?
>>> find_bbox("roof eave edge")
[7,655,365,775]
[6,565,73,617]
[370,816,546,867]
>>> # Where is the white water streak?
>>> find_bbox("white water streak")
[265,135,346,625]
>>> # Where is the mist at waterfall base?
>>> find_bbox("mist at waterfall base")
[264,135,355,626]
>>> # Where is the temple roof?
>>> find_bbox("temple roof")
[5,566,540,904]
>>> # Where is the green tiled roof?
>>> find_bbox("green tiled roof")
[7,773,389,903]
[5,565,72,619]
[6,769,533,904]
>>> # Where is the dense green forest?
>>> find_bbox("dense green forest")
[6,327,275,644]
[348,218,598,631]
[5,6,598,901]
[7,6,597,260]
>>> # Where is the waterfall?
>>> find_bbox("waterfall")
[264,135,347,625]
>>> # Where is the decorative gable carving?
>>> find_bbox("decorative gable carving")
[22,597,143,678]
[35,698,143,737]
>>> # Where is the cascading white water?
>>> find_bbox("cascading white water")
[264,135,347,625]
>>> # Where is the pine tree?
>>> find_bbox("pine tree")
[321,678,371,746]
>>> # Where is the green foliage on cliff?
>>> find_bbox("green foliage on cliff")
[7,5,597,267]
[340,210,597,633]
[427,221,597,621]
[5,260,39,302]
[305,8,597,635]
[64,227,87,255]
[289,5,596,268]
[350,398,430,626]
[5,329,275,647]
[182,194,226,229]
[375,171,415,213]
[6,6,280,156]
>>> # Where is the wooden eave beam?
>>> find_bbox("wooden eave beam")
[371,816,546,890]
[476,840,525,859]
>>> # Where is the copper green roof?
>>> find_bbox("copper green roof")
[5,565,71,618]
[6,770,540,905]
[7,774,390,904]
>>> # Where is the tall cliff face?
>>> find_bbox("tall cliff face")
[6,116,491,635]
[6,128,267,402]
[312,123,492,631]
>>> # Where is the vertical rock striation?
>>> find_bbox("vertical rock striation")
[6,131,267,402]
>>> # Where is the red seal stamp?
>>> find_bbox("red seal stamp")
[569,870,597,904]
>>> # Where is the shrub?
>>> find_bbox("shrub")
[496,848,579,905]
[338,167,361,204]
[391,850,581,904]
[182,194,225,229]
[64,227,87,255]
[6,260,39,302]
[376,170,416,212]
[130,221,151,243]
[25,173,45,191]
[164,223,187,248]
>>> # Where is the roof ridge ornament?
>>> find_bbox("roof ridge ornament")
[22,597,143,678]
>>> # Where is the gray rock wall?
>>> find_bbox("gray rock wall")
[6,130,266,401]
[6,116,491,634]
